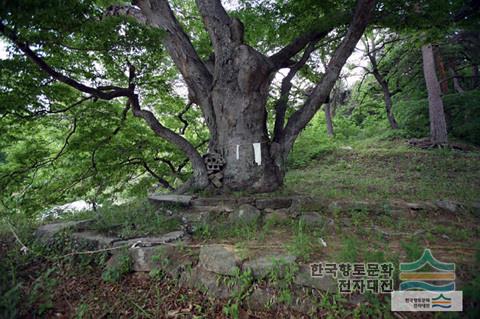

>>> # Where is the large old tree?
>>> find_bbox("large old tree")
[0,0,376,194]
[2,0,474,205]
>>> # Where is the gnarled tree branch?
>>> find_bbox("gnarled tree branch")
[121,157,175,190]
[272,41,317,142]
[0,22,130,100]
[195,0,244,53]
[106,1,217,137]
[132,0,215,131]
[1,22,209,191]
[177,101,192,135]
[279,0,376,155]
[268,12,351,70]
[128,93,209,190]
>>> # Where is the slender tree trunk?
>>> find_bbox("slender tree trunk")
[324,102,335,136]
[434,47,449,94]
[382,85,399,129]
[331,98,338,117]
[365,34,399,130]
[422,44,448,145]
[372,71,399,129]
[472,64,479,88]
[449,67,465,93]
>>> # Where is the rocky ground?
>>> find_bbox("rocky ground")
[8,194,477,318]
[2,140,480,318]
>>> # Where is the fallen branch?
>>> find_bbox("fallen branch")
[56,242,135,259]
[5,219,29,254]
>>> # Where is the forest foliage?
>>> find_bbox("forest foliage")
[0,0,479,217]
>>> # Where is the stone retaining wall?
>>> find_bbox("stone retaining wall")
[34,196,476,314]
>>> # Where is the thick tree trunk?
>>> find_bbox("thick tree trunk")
[324,103,335,136]
[422,44,448,145]
[209,46,282,192]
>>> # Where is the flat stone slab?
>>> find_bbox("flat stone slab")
[112,231,186,248]
[180,266,240,299]
[128,247,159,272]
[294,265,337,292]
[199,244,241,276]
[149,195,307,212]
[264,210,291,224]
[229,204,261,224]
[148,194,192,205]
[127,244,195,274]
[190,205,234,213]
[299,212,325,226]
[179,211,213,224]
[327,200,372,213]
[71,231,119,248]
[434,200,462,213]
[244,287,277,312]
[191,197,242,207]
[255,198,293,210]
[35,220,93,242]
[243,254,296,279]
[191,197,255,213]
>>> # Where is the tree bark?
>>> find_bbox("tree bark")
[364,35,399,130]
[324,102,335,136]
[434,48,449,94]
[372,71,399,129]
[421,44,448,145]
[209,45,282,192]
[189,0,282,192]
[472,64,479,88]
[448,67,465,93]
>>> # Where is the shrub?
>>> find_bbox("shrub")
[394,90,480,144]
[91,199,181,238]
[101,251,132,283]
[444,91,480,144]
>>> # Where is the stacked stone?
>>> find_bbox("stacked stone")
[203,153,225,187]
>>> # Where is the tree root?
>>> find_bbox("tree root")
[408,137,475,151]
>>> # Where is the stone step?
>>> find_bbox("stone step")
[112,231,185,249]
[148,194,193,206]
[71,231,119,248]
[35,219,93,242]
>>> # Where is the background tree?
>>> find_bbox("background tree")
[359,32,401,129]
[422,43,449,145]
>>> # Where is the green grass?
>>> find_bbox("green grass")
[194,216,261,242]
[285,220,316,261]
[2,135,479,318]
[47,200,182,239]
[283,139,480,203]
[94,201,182,238]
